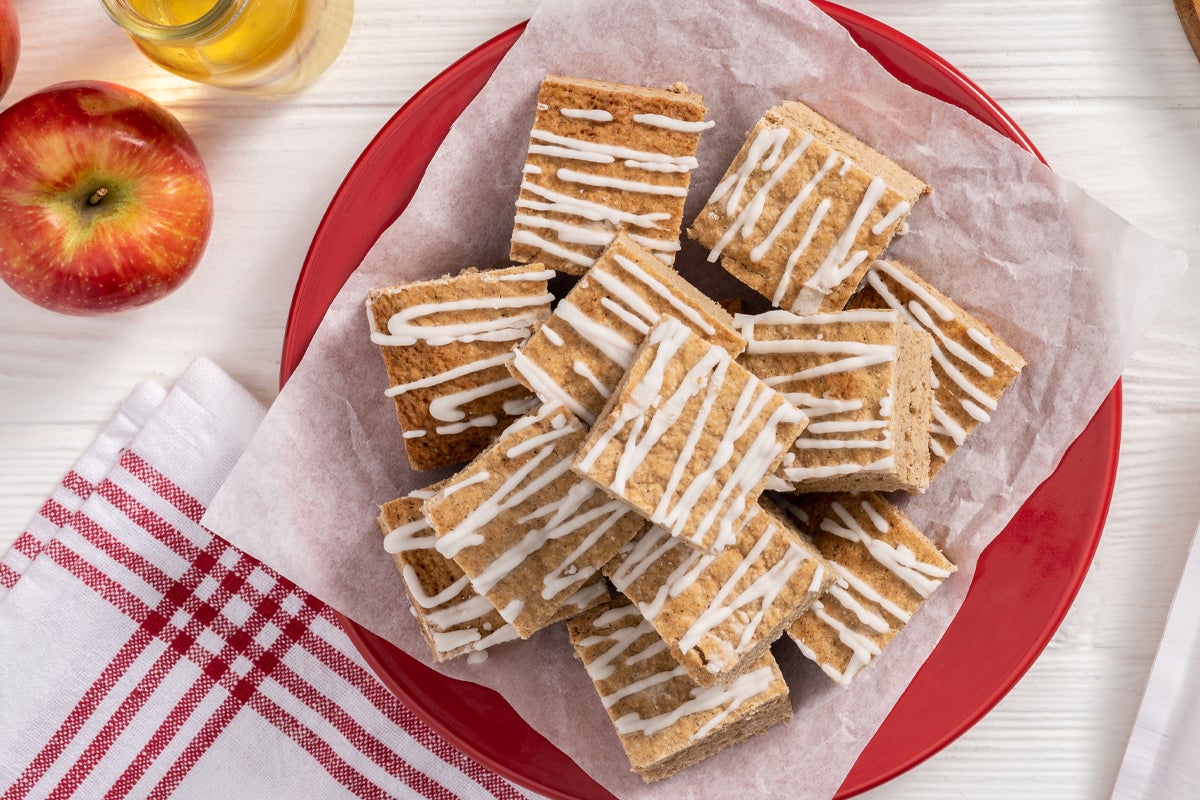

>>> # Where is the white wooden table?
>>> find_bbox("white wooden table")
[2,1,1198,797]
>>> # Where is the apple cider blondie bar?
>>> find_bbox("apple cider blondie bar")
[573,316,808,554]
[735,309,933,495]
[567,596,791,782]
[366,263,553,470]
[784,492,955,685]
[510,74,713,275]
[850,259,1027,477]
[689,101,927,314]
[509,233,745,424]
[378,484,608,663]
[604,500,834,687]
[423,401,645,638]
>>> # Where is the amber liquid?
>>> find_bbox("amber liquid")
[123,0,353,93]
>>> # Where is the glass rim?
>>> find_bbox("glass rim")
[99,0,240,43]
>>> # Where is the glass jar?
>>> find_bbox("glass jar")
[100,0,353,94]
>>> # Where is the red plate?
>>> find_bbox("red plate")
[281,5,1121,797]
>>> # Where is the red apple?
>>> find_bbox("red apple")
[0,81,214,315]
[0,0,17,101]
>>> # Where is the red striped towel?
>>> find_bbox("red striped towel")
[0,359,539,800]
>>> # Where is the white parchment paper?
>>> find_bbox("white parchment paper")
[203,1,1187,797]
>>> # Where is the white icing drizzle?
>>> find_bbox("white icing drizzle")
[822,501,952,597]
[614,665,777,740]
[736,312,906,487]
[861,499,890,533]
[780,456,895,483]
[370,292,552,347]
[871,201,911,235]
[707,133,814,261]
[503,396,539,417]
[677,519,808,659]
[756,150,837,264]
[435,415,498,436]
[593,603,645,629]
[631,112,715,132]
[512,214,680,257]
[602,666,689,708]
[560,107,613,122]
[528,129,699,169]
[811,600,880,685]
[829,559,910,624]
[442,469,490,495]
[383,518,437,554]
[517,180,671,229]
[513,213,617,246]
[555,167,689,197]
[402,429,426,439]
[600,296,651,335]
[967,326,998,354]
[775,196,833,307]
[580,614,654,680]
[499,599,524,623]
[403,567,471,611]
[706,127,790,215]
[522,164,542,174]
[512,230,594,268]
[538,499,630,599]
[806,419,888,434]
[385,500,522,659]
[612,254,716,336]
[562,579,610,612]
[624,159,691,173]
[530,143,614,164]
[432,628,482,652]
[511,350,596,424]
[384,353,516,398]
[793,434,891,450]
[701,126,901,313]
[557,299,638,365]
[614,513,810,671]
[541,325,564,346]
[864,260,1012,459]
[792,176,886,314]
[582,607,782,735]
[573,360,612,399]
[827,580,890,634]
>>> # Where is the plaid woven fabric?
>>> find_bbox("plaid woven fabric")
[0,360,540,800]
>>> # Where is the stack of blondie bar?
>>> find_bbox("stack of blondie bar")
[365,74,1027,782]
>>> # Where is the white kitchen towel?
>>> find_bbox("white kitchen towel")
[0,380,165,604]
[1111,517,1200,799]
[0,359,539,800]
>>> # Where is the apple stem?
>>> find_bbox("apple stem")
[88,188,108,206]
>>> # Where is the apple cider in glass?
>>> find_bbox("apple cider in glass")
[101,0,352,93]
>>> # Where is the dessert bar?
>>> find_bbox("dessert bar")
[510,74,712,275]
[689,101,927,314]
[735,309,933,494]
[509,233,745,424]
[378,484,609,662]
[574,316,808,554]
[424,402,645,638]
[784,492,955,685]
[850,259,1027,477]
[605,500,833,687]
[366,263,553,470]
[567,596,791,782]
